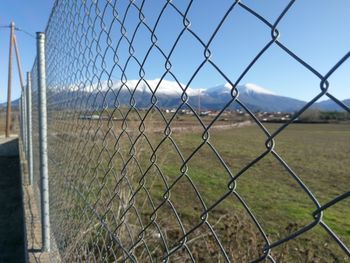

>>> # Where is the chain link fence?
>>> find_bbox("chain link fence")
[25,0,350,262]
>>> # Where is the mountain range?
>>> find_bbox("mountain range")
[1,80,348,113]
[78,79,348,113]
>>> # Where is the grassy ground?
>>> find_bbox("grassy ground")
[50,118,350,262]
[156,123,350,261]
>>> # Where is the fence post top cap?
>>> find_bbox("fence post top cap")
[36,32,45,38]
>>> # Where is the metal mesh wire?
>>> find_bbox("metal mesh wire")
[29,0,350,262]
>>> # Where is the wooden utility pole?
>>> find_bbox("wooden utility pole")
[13,35,25,90]
[13,34,26,146]
[5,22,14,137]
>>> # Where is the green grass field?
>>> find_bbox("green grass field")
[51,118,350,262]
[129,123,349,262]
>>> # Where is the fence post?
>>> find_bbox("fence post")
[21,88,27,150]
[37,32,50,252]
[22,86,27,156]
[26,72,33,185]
[20,95,23,141]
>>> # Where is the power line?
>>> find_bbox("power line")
[15,27,35,38]
[0,24,35,38]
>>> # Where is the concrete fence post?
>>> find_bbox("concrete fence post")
[37,32,50,252]
[26,72,33,185]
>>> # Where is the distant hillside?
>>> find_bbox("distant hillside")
[0,99,20,110]
[56,80,347,113]
[203,83,306,112]
[2,81,348,113]
[313,99,350,111]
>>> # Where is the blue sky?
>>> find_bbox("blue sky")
[0,0,349,103]
[0,0,54,103]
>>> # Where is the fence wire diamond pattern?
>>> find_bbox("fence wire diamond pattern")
[29,0,350,262]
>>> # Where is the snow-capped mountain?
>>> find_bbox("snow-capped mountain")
[2,79,347,112]
[191,83,304,112]
[40,79,349,112]
[108,79,201,97]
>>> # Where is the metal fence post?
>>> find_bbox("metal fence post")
[20,95,23,141]
[26,72,33,185]
[37,32,50,252]
[21,90,26,148]
[22,86,27,156]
